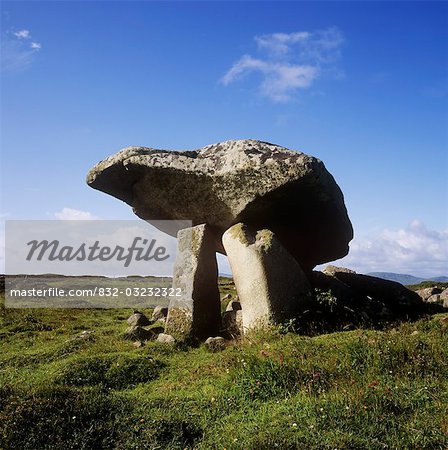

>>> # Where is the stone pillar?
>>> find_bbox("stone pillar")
[165,224,221,341]
[222,223,312,331]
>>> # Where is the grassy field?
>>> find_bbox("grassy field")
[1,281,447,449]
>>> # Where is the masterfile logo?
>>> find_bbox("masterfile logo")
[4,220,191,308]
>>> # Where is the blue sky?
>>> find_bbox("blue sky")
[1,1,447,277]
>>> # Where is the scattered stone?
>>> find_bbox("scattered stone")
[124,326,158,341]
[426,294,441,303]
[133,340,145,348]
[165,224,221,341]
[313,269,430,322]
[221,293,232,302]
[416,287,442,301]
[152,306,168,322]
[439,289,448,309]
[127,312,152,327]
[223,223,313,330]
[87,139,353,272]
[157,333,176,345]
[443,293,448,309]
[68,330,95,343]
[204,336,226,352]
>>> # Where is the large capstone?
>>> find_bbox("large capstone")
[87,140,353,271]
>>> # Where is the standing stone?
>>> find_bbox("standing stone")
[165,224,221,341]
[222,223,313,330]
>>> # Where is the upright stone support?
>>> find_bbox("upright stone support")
[222,223,312,331]
[165,224,221,341]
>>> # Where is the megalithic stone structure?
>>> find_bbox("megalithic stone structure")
[165,224,221,341]
[223,223,313,330]
[87,139,354,340]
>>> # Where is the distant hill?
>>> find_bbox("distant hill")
[367,272,448,285]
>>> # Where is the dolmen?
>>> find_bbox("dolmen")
[87,139,370,340]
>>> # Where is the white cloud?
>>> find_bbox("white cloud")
[14,29,30,39]
[54,208,100,221]
[1,28,42,72]
[333,220,448,277]
[221,27,344,102]
[255,31,311,56]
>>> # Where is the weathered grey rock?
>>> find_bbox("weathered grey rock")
[443,294,448,309]
[440,289,448,308]
[416,287,442,301]
[326,270,425,313]
[152,306,168,322]
[165,224,221,341]
[124,326,159,341]
[222,223,313,330]
[427,294,441,303]
[68,330,95,343]
[204,336,226,352]
[87,139,353,271]
[127,312,151,327]
[157,333,176,345]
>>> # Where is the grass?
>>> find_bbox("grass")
[407,281,448,291]
[1,285,447,449]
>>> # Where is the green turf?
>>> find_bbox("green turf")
[1,290,447,449]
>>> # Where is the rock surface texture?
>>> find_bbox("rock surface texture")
[164,224,221,341]
[87,139,353,271]
[223,223,313,329]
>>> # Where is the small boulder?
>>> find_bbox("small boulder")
[133,340,145,348]
[326,271,425,315]
[205,336,226,352]
[127,312,152,327]
[68,330,95,343]
[442,289,448,308]
[426,294,441,303]
[416,287,442,301]
[124,326,158,341]
[152,306,168,322]
[157,333,176,345]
